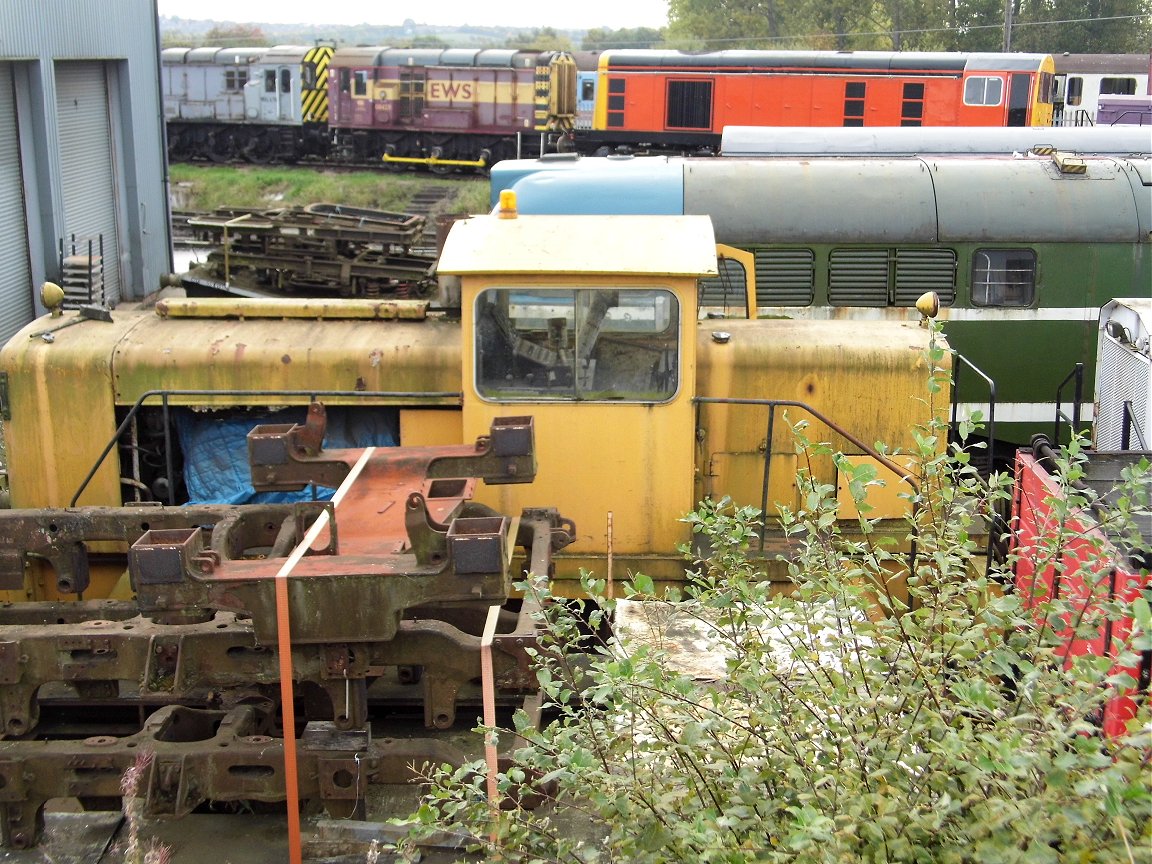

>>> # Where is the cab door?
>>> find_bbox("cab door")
[257,66,296,123]
[1007,73,1032,126]
[462,279,699,586]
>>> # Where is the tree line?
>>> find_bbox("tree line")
[162,0,1151,55]
[658,0,1151,53]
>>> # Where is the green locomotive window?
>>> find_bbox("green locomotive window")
[964,76,1004,107]
[971,249,1036,307]
[475,288,679,402]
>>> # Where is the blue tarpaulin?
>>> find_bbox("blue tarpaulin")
[174,406,399,505]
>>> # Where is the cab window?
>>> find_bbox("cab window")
[353,70,369,97]
[1100,76,1137,95]
[964,76,1004,106]
[1066,76,1083,105]
[475,288,679,402]
[971,249,1036,307]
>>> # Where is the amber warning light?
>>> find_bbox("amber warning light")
[498,190,518,219]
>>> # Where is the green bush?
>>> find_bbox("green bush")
[403,342,1151,863]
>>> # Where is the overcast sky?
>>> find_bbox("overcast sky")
[155,0,670,31]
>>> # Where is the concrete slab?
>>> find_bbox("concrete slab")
[0,812,121,864]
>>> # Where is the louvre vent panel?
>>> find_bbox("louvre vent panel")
[754,249,815,306]
[894,249,956,306]
[829,249,889,307]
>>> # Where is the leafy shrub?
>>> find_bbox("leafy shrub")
[404,350,1151,863]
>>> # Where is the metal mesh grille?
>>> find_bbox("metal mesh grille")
[666,80,712,130]
[1095,336,1150,450]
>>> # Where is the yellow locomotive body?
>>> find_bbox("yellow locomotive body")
[0,211,946,599]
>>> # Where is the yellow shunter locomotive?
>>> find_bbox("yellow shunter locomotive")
[0,204,946,599]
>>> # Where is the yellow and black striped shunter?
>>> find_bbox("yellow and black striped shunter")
[300,43,332,127]
[161,43,334,163]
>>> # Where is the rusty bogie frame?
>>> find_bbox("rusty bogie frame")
[182,204,436,298]
[0,405,575,848]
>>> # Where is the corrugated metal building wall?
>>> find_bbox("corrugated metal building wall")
[0,1,171,343]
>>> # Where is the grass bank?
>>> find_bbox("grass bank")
[168,164,491,215]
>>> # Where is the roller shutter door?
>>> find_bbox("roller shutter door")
[55,62,122,305]
[0,65,33,343]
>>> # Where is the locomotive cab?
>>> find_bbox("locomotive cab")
[440,194,947,588]
[440,197,714,586]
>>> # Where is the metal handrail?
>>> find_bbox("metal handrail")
[70,388,464,507]
[1121,401,1148,450]
[1108,112,1150,126]
[693,396,920,553]
[1053,362,1086,446]
[950,352,996,474]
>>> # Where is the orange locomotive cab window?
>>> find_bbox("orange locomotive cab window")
[964,76,1004,106]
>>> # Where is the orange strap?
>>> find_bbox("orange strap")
[273,447,375,863]
[480,604,502,842]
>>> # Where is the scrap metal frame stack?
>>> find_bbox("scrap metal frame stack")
[182,203,437,298]
[0,404,573,849]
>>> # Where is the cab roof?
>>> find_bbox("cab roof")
[436,213,718,278]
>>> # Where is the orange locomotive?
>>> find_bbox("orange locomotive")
[583,50,1055,155]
